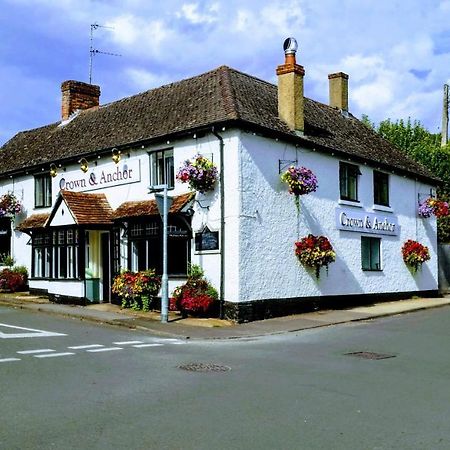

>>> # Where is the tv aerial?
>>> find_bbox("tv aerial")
[89,22,121,84]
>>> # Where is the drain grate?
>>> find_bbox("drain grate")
[345,351,396,360]
[178,363,231,372]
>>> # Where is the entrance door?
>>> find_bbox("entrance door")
[101,233,111,303]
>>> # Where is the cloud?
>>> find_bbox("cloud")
[125,67,173,91]
[176,3,219,25]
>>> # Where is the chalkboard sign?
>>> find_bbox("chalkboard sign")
[195,227,219,251]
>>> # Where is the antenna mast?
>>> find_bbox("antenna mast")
[442,84,449,147]
[89,23,121,84]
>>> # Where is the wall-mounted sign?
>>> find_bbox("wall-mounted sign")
[195,227,219,251]
[59,160,141,192]
[336,208,399,236]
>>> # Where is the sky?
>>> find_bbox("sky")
[1,0,450,145]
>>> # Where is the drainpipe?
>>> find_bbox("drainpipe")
[211,127,225,319]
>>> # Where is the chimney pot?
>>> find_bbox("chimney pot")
[61,80,100,121]
[277,37,305,133]
[328,72,349,111]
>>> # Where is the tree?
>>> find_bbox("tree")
[363,116,450,242]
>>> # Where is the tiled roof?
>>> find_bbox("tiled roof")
[16,213,49,231]
[59,190,113,225]
[0,66,437,182]
[113,192,194,219]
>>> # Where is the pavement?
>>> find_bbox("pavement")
[1,291,450,340]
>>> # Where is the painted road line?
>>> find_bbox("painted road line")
[132,343,164,348]
[34,352,75,359]
[68,344,104,350]
[0,323,66,339]
[17,349,55,355]
[86,347,123,353]
[113,341,144,345]
[0,358,21,363]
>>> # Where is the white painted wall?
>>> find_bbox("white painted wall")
[237,131,438,303]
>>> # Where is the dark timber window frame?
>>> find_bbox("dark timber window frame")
[373,171,390,207]
[339,162,361,202]
[361,236,382,271]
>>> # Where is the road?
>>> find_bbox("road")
[1,305,450,450]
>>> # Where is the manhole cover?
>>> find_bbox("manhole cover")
[178,363,231,372]
[345,351,396,360]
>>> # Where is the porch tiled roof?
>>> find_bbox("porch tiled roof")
[60,190,113,225]
[113,192,194,220]
[16,213,50,231]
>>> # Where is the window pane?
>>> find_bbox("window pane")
[374,171,389,206]
[340,163,359,201]
[361,237,381,271]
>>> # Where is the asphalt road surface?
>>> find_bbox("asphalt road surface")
[1,305,450,450]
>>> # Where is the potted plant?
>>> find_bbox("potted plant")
[402,239,430,272]
[170,264,218,317]
[295,234,336,279]
[0,192,22,217]
[418,197,449,218]
[112,269,161,311]
[176,154,218,193]
[281,165,318,210]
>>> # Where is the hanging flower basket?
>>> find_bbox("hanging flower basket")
[295,234,336,279]
[176,154,218,194]
[0,192,23,217]
[401,239,430,272]
[418,197,449,218]
[281,166,318,209]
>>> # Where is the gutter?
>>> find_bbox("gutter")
[211,127,225,320]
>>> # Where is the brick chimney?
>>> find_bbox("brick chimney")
[61,80,100,121]
[276,37,305,133]
[328,72,349,111]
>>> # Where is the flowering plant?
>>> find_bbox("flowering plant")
[281,166,318,209]
[402,239,430,272]
[295,234,336,279]
[418,197,449,218]
[0,192,22,217]
[176,154,218,193]
[112,269,161,311]
[170,264,218,316]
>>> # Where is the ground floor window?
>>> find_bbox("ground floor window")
[127,217,190,275]
[0,218,11,260]
[31,228,80,279]
[361,236,381,271]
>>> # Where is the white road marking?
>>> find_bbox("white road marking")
[68,344,104,350]
[86,347,123,353]
[0,358,21,363]
[168,342,186,345]
[113,341,144,345]
[17,349,55,355]
[34,352,75,359]
[0,323,66,339]
[133,343,164,348]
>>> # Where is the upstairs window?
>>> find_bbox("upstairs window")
[35,174,52,208]
[149,149,174,189]
[373,171,390,207]
[339,162,360,202]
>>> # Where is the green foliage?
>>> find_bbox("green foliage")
[366,116,450,242]
[187,263,204,280]
[0,254,15,267]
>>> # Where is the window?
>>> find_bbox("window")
[31,231,52,278]
[128,217,190,275]
[361,236,381,271]
[0,218,11,258]
[149,149,174,188]
[339,162,360,202]
[34,174,52,208]
[373,171,389,206]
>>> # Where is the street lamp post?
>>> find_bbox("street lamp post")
[149,184,172,323]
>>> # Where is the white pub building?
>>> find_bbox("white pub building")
[0,39,439,322]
